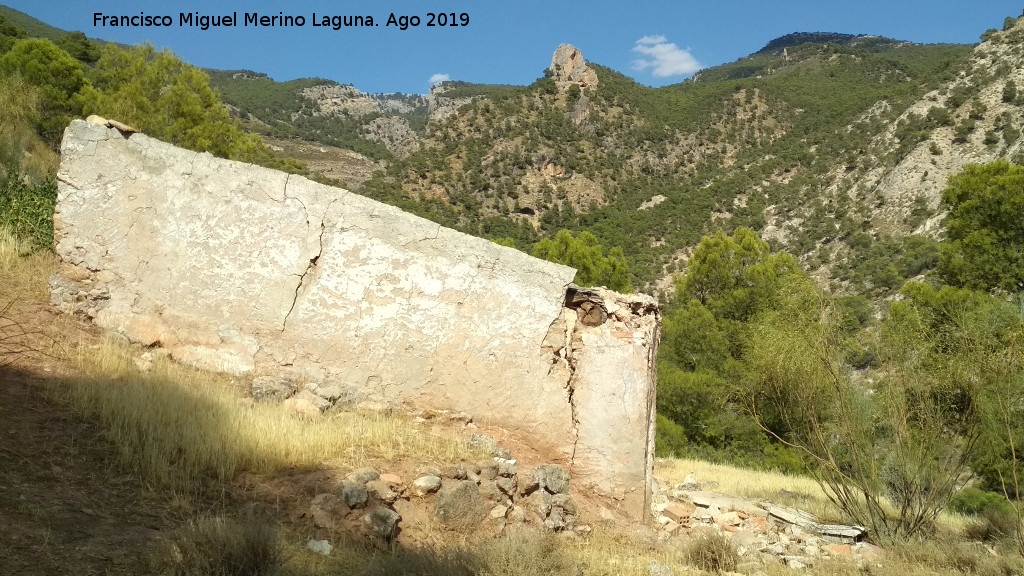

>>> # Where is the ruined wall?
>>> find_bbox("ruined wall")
[52,118,660,516]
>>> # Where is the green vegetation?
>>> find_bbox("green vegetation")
[83,44,295,167]
[656,229,805,470]
[0,177,56,251]
[939,159,1024,293]
[0,27,310,253]
[531,229,631,291]
[0,38,88,144]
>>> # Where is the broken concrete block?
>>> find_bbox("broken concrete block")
[53,119,662,519]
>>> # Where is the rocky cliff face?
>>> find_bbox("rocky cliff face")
[851,18,1024,234]
[550,44,599,91]
[361,116,420,156]
[427,83,477,123]
[300,84,428,118]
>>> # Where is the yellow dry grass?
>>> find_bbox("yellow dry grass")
[1,227,480,490]
[0,225,55,303]
[52,335,481,489]
[656,456,973,534]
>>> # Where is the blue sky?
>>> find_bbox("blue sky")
[4,1,1022,94]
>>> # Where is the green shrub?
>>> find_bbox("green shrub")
[0,175,56,251]
[949,487,1014,516]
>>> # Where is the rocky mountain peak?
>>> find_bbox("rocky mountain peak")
[549,44,598,91]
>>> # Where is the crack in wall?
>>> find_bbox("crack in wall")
[282,219,327,331]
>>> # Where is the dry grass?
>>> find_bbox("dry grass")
[656,457,973,534]
[1,228,479,490]
[657,456,838,518]
[0,225,55,303]
[50,335,480,489]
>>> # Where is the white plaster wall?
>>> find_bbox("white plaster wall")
[53,120,659,516]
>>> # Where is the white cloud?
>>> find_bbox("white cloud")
[631,36,701,78]
[428,73,450,86]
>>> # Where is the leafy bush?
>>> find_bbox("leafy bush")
[0,38,88,144]
[532,229,632,292]
[949,487,1014,516]
[0,175,56,250]
[939,159,1024,293]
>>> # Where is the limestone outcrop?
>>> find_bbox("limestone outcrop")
[550,44,599,91]
[52,119,660,518]
[427,83,476,124]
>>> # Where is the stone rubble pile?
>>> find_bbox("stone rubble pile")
[651,483,880,572]
[303,434,588,549]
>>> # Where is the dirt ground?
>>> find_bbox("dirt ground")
[0,361,175,575]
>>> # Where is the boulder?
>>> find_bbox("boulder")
[535,464,570,494]
[412,475,442,496]
[341,481,368,509]
[362,506,401,540]
[366,479,398,504]
[435,480,486,529]
[309,493,348,529]
[283,397,321,419]
[346,467,380,484]
[292,389,330,412]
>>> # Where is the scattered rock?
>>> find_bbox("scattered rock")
[314,384,343,402]
[507,505,527,524]
[535,464,570,494]
[441,464,468,480]
[496,459,517,477]
[283,397,321,419]
[544,506,569,531]
[341,481,369,509]
[363,506,401,540]
[495,476,516,497]
[306,539,332,556]
[251,376,295,401]
[784,556,810,569]
[366,479,398,504]
[448,411,473,424]
[517,466,540,495]
[489,504,509,520]
[346,467,380,484]
[435,480,486,529]
[525,490,553,517]
[714,511,742,527]
[292,389,331,412]
[468,433,499,454]
[552,494,578,515]
[309,493,348,529]
[418,465,441,477]
[379,473,402,486]
[478,480,503,502]
[412,475,442,496]
[478,460,499,481]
